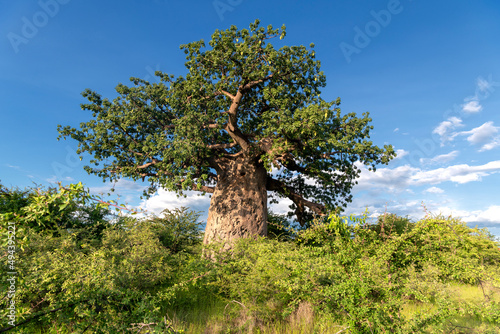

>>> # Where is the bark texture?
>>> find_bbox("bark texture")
[203,156,268,245]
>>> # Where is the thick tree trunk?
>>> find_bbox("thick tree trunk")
[203,156,268,246]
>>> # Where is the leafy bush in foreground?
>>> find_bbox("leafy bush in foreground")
[1,182,499,333]
[0,183,205,333]
[204,212,500,332]
[0,182,110,248]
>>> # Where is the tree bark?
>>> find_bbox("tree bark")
[203,156,268,246]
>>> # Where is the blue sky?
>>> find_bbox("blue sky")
[2,0,500,235]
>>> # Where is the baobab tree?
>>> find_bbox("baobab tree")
[58,20,395,245]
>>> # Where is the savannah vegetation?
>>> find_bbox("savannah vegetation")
[2,21,499,333]
[1,182,499,333]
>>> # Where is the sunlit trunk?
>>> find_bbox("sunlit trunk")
[203,156,268,246]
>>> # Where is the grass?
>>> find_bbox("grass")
[158,282,500,334]
[400,282,500,334]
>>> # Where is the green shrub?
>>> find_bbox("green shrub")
[2,184,499,333]
[267,211,297,241]
[0,183,206,333]
[372,213,414,238]
[143,207,203,254]
[205,212,500,333]
[0,182,111,248]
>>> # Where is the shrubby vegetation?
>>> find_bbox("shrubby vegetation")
[1,182,500,333]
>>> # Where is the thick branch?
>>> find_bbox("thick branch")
[207,142,238,150]
[267,176,325,225]
[224,90,249,151]
[191,185,215,193]
[218,90,235,100]
[137,158,160,169]
[203,123,222,129]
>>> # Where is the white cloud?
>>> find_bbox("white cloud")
[464,122,498,144]
[420,150,459,165]
[394,149,409,159]
[412,161,500,185]
[450,173,482,183]
[425,186,444,194]
[344,193,426,223]
[435,205,500,227]
[456,122,500,151]
[354,160,500,193]
[344,197,500,232]
[433,117,464,146]
[269,196,293,215]
[477,77,493,93]
[460,76,499,113]
[472,205,500,225]
[480,137,500,151]
[475,75,499,99]
[6,164,21,170]
[139,188,211,217]
[433,117,462,136]
[393,128,399,132]
[462,100,482,113]
[46,175,75,184]
[354,163,416,193]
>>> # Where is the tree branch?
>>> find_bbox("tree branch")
[207,142,238,150]
[203,123,222,129]
[218,90,235,100]
[137,158,160,169]
[266,176,325,225]
[224,90,250,151]
[190,185,215,193]
[240,73,274,91]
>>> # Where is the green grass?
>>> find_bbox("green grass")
[158,282,500,334]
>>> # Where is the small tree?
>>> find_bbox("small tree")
[58,20,395,245]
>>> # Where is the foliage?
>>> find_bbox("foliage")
[372,212,414,238]
[0,183,205,333]
[0,182,110,249]
[142,207,203,254]
[204,212,500,333]
[266,211,299,241]
[57,20,395,224]
[3,226,174,333]
[2,186,499,333]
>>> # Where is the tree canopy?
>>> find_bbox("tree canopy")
[58,20,395,227]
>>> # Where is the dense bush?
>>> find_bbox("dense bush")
[0,183,205,333]
[372,213,414,238]
[1,182,499,333]
[0,182,110,248]
[203,212,500,332]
